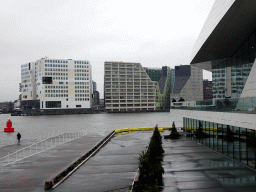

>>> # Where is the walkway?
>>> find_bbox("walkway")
[0,134,105,192]
[2,129,256,191]
[52,131,153,192]
[160,131,256,192]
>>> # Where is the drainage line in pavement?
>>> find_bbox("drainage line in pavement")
[186,137,256,173]
[47,130,116,190]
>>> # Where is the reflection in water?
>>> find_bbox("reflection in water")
[0,112,181,147]
[201,159,241,168]
[210,170,256,185]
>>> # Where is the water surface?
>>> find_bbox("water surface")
[0,112,182,147]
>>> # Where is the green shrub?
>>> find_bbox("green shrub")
[170,122,180,139]
[133,125,164,191]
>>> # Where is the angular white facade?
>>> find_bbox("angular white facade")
[21,58,92,110]
[104,62,156,112]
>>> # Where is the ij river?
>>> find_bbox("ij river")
[0,112,182,147]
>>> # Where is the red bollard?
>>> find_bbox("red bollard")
[4,119,14,132]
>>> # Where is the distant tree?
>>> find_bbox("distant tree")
[170,122,180,139]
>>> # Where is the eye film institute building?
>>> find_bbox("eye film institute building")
[172,0,256,169]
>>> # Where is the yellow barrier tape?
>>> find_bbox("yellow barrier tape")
[115,126,172,133]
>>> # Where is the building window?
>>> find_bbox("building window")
[42,77,52,84]
[46,101,61,108]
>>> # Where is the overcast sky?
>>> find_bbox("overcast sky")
[0,0,215,102]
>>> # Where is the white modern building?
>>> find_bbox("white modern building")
[21,62,37,100]
[21,58,92,113]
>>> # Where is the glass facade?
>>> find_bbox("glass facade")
[184,117,256,169]
[144,68,162,82]
[171,31,256,113]
[212,31,256,100]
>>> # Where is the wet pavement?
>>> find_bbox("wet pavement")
[52,131,153,192]
[0,134,106,192]
[1,129,256,191]
[51,129,256,192]
[160,130,256,192]
[0,133,83,167]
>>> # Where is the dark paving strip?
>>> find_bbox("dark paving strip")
[0,134,106,192]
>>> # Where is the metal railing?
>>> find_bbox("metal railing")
[1,130,74,148]
[0,130,86,167]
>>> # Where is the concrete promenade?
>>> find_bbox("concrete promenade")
[52,131,153,192]
[160,132,256,192]
[0,134,106,192]
[52,130,256,192]
[1,129,256,191]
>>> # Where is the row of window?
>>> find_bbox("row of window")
[106,104,154,107]
[105,63,140,67]
[21,71,29,75]
[105,71,143,75]
[22,75,30,79]
[105,86,154,89]
[105,92,154,96]
[75,73,89,76]
[105,78,151,82]
[105,99,154,103]
[45,60,68,64]
[53,77,68,80]
[75,90,89,93]
[22,79,30,83]
[45,73,68,76]
[21,64,29,68]
[45,86,68,89]
[105,82,153,86]
[75,86,89,89]
[45,64,68,68]
[75,82,89,85]
[75,77,89,80]
[105,75,148,78]
[45,90,68,93]
[75,98,89,101]
[75,94,89,97]
[45,68,68,72]
[105,89,154,92]
[74,61,89,64]
[106,96,154,99]
[45,94,68,97]
[20,84,31,88]
[74,65,89,68]
[75,69,89,72]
